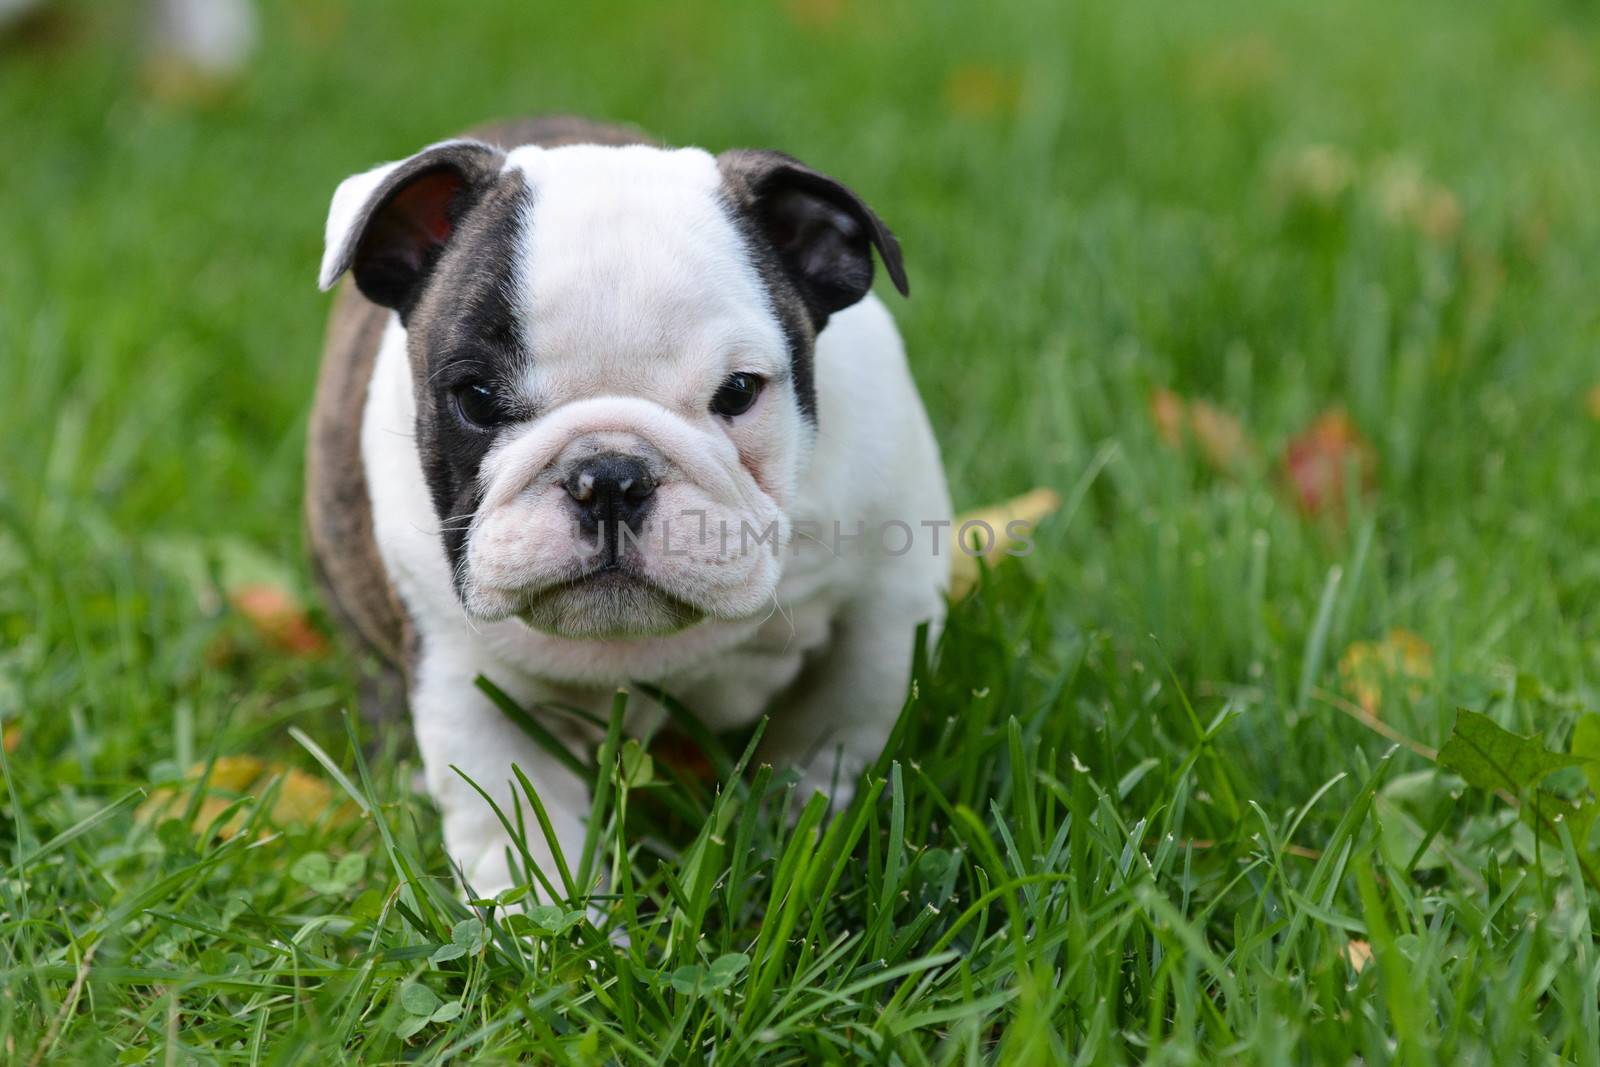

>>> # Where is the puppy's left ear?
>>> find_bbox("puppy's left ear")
[718,149,908,328]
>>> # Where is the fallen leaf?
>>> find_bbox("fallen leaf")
[1282,409,1376,518]
[1185,32,1285,99]
[782,0,844,31]
[230,583,329,658]
[945,63,1023,120]
[208,755,266,791]
[1371,156,1461,242]
[1148,389,1253,472]
[649,729,717,784]
[1337,629,1433,716]
[949,487,1061,600]
[1343,939,1373,973]
[1270,144,1357,208]
[287,0,349,46]
[1538,29,1594,94]
[137,758,356,838]
[271,768,340,825]
[1149,388,1186,447]
[1190,400,1251,472]
[141,58,241,109]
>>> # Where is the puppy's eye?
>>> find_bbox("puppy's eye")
[452,381,508,429]
[710,372,765,418]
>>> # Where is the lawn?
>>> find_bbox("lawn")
[5,0,1600,1061]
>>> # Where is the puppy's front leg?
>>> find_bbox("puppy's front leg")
[410,640,589,899]
[761,593,935,805]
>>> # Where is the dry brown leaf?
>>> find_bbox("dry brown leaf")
[649,729,717,785]
[782,0,845,31]
[1337,629,1434,716]
[1149,388,1186,447]
[1270,144,1357,208]
[945,63,1022,120]
[1539,30,1595,94]
[1188,399,1252,472]
[271,768,340,825]
[1149,389,1252,473]
[949,487,1061,600]
[206,754,266,791]
[1282,409,1377,518]
[1344,939,1374,973]
[287,0,349,46]
[229,583,329,658]
[1372,157,1461,242]
[137,758,356,838]
[141,57,240,109]
[1185,32,1285,99]
[2,722,19,755]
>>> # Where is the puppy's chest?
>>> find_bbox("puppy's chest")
[654,588,837,731]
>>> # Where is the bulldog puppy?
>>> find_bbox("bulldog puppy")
[307,116,950,896]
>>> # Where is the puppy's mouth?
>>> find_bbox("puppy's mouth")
[515,566,705,639]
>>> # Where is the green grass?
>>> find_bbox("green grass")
[6,0,1600,1061]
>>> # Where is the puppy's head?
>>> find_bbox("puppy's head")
[319,136,907,639]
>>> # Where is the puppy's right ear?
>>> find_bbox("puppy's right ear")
[319,139,504,315]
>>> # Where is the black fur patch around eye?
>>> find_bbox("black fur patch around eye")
[716,188,820,424]
[402,171,536,582]
[715,150,908,428]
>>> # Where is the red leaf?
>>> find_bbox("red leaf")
[229,583,329,658]
[1282,409,1376,517]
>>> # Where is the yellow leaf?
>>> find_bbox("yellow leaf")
[1337,629,1434,716]
[1186,32,1285,100]
[229,583,330,658]
[1148,389,1253,473]
[207,755,266,792]
[1539,30,1595,93]
[1344,939,1373,973]
[949,487,1061,600]
[1269,144,1357,208]
[1149,388,1186,447]
[271,768,339,826]
[1371,157,1461,242]
[137,758,356,838]
[1189,400,1251,472]
[782,0,844,31]
[945,63,1022,120]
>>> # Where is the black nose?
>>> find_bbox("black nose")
[564,453,657,548]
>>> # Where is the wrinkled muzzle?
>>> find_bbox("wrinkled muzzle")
[460,396,787,638]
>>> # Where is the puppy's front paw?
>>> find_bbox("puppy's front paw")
[794,757,863,811]
[458,843,520,901]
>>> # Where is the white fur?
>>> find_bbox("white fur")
[339,143,950,897]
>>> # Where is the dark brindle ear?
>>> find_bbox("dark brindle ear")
[318,140,505,317]
[718,149,909,327]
